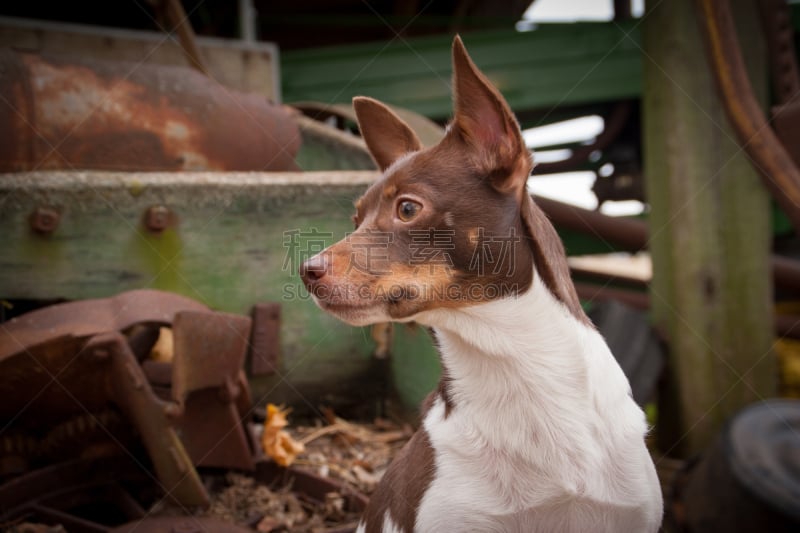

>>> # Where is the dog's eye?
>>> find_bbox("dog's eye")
[397,200,422,222]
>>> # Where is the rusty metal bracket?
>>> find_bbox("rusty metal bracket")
[169,310,255,471]
[171,310,251,410]
[249,302,281,376]
[694,0,800,233]
[84,331,209,507]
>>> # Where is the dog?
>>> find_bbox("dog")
[300,36,663,533]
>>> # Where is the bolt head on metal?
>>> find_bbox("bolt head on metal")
[145,205,171,232]
[29,207,60,234]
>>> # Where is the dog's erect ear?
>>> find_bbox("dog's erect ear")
[353,96,423,171]
[451,36,531,194]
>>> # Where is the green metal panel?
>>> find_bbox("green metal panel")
[282,22,642,122]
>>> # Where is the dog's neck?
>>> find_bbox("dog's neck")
[418,272,587,360]
[415,273,619,458]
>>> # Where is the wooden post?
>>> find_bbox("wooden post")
[643,0,776,457]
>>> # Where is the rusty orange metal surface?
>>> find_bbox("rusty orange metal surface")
[0,49,300,172]
[0,290,259,505]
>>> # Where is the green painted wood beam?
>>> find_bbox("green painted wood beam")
[284,3,800,124]
[282,22,643,123]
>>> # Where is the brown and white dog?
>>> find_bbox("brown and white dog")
[300,36,663,533]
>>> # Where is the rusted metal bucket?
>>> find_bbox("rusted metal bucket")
[0,49,300,172]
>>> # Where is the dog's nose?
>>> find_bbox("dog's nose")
[300,253,329,286]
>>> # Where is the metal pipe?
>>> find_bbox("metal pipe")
[533,195,648,251]
[694,0,800,233]
[534,194,800,293]
[161,0,209,76]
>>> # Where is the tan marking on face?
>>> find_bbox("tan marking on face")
[468,227,479,244]
[352,197,366,227]
[316,228,528,322]
[383,183,398,199]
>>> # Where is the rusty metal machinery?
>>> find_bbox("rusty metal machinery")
[0,290,372,531]
[0,49,301,172]
[0,290,256,507]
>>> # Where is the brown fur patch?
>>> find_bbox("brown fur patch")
[361,427,436,533]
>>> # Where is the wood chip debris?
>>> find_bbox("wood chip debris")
[289,408,413,495]
[203,410,413,532]
[7,411,413,533]
[200,471,356,532]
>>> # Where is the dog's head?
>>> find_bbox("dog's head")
[300,36,584,326]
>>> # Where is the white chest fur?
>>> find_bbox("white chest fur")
[412,277,663,532]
